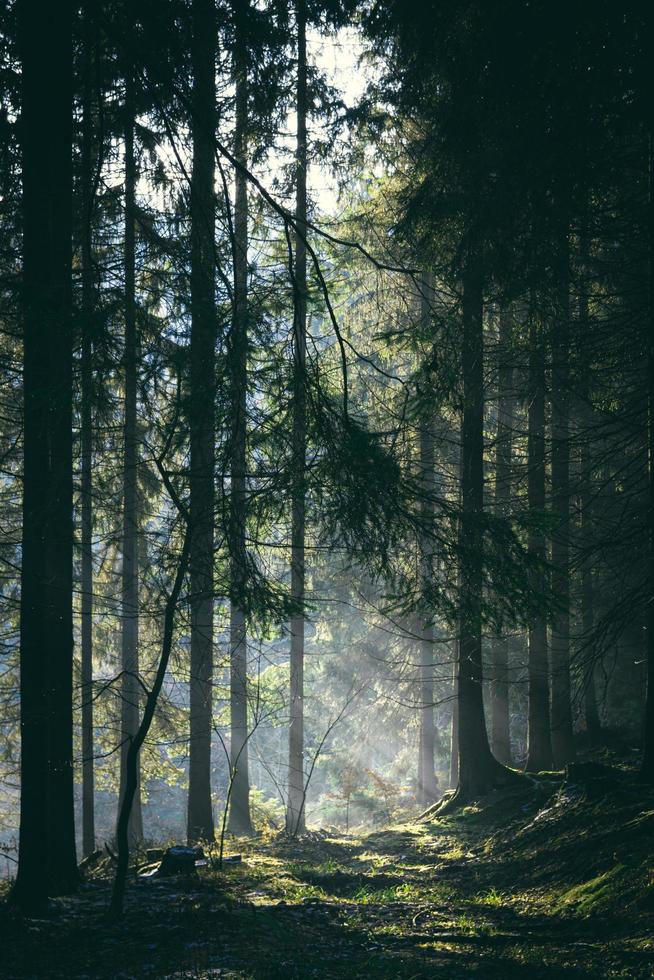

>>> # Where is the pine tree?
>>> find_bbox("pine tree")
[286,0,308,837]
[525,313,553,772]
[187,0,217,846]
[118,62,144,847]
[228,0,254,837]
[13,0,78,908]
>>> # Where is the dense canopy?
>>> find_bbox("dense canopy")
[0,2,653,976]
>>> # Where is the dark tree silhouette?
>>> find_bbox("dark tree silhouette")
[286,0,308,837]
[12,0,78,908]
[187,0,217,846]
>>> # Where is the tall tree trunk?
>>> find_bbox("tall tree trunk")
[416,272,438,806]
[286,0,308,836]
[187,0,217,845]
[13,0,78,909]
[580,500,600,743]
[550,229,576,767]
[450,422,463,790]
[525,315,553,771]
[578,220,601,746]
[489,307,513,764]
[641,131,654,781]
[80,0,96,858]
[449,647,459,789]
[118,73,143,846]
[228,0,253,836]
[111,527,191,917]
[455,250,506,801]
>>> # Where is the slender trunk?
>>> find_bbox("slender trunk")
[450,420,463,790]
[119,75,143,846]
[489,307,513,764]
[111,529,191,917]
[642,131,654,781]
[286,0,308,835]
[526,315,553,771]
[80,0,96,858]
[449,647,459,789]
[550,228,576,767]
[13,0,77,909]
[417,273,438,805]
[578,221,601,746]
[580,515,600,743]
[44,18,77,897]
[228,0,253,835]
[187,0,217,845]
[417,604,437,804]
[456,251,504,799]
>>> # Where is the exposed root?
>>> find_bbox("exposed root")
[417,790,456,821]
[418,766,526,820]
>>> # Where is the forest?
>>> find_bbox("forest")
[0,0,653,977]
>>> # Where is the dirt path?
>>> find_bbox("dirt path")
[2,787,653,979]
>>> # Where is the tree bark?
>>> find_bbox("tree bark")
[80,0,96,858]
[450,420,463,790]
[12,0,78,908]
[578,220,601,746]
[642,131,654,781]
[580,506,600,744]
[111,527,191,917]
[489,307,513,764]
[550,229,576,767]
[286,0,308,836]
[525,315,553,771]
[455,251,506,800]
[118,72,143,846]
[228,0,253,836]
[416,272,438,806]
[187,0,217,845]
[449,647,459,789]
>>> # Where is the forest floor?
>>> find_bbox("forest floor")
[2,754,653,979]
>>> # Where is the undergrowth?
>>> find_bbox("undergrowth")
[1,751,652,978]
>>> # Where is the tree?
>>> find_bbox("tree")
[550,230,576,767]
[416,272,438,805]
[228,0,253,836]
[577,219,601,746]
[525,313,553,772]
[642,133,654,781]
[79,0,97,858]
[187,0,217,846]
[489,307,514,765]
[286,0,308,837]
[118,59,144,846]
[12,0,78,908]
[455,251,507,801]
[111,514,192,917]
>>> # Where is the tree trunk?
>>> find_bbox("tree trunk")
[550,229,576,767]
[489,307,513,764]
[449,647,459,789]
[12,0,78,909]
[580,514,600,744]
[525,315,553,771]
[455,251,506,801]
[286,0,308,836]
[118,74,143,846]
[80,0,96,858]
[416,272,438,806]
[578,220,601,747]
[111,527,191,917]
[642,132,654,781]
[228,0,253,836]
[187,0,217,845]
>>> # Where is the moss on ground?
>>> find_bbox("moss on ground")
[1,753,653,978]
